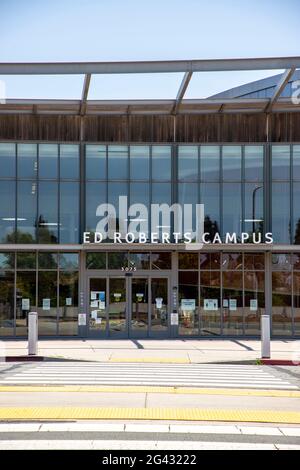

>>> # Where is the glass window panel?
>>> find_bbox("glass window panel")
[39,144,58,179]
[60,182,79,244]
[17,143,37,178]
[129,183,149,238]
[108,252,128,269]
[151,278,168,333]
[178,252,198,270]
[16,271,37,336]
[244,271,265,335]
[293,272,300,335]
[59,253,79,270]
[17,181,37,243]
[38,252,58,269]
[86,145,106,180]
[108,145,128,180]
[200,146,220,181]
[178,271,199,335]
[0,271,15,336]
[201,182,220,241]
[108,182,127,235]
[90,278,107,334]
[17,252,36,269]
[130,146,150,180]
[178,183,198,236]
[222,146,241,181]
[38,271,57,336]
[38,182,58,243]
[0,252,14,269]
[293,182,300,245]
[178,146,198,181]
[60,144,79,179]
[128,253,150,269]
[151,183,171,205]
[222,271,243,335]
[272,145,290,180]
[293,145,300,180]
[222,253,243,270]
[131,277,148,334]
[85,184,105,237]
[151,183,172,241]
[272,182,290,244]
[0,180,16,243]
[200,253,220,270]
[222,182,242,237]
[151,252,171,270]
[86,252,106,269]
[108,278,126,336]
[272,271,292,336]
[0,143,15,177]
[86,182,107,234]
[152,146,171,181]
[244,146,264,181]
[292,254,300,270]
[244,183,264,237]
[200,270,221,336]
[58,271,78,336]
[244,253,265,270]
[272,253,292,271]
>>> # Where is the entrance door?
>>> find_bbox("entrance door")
[88,275,169,338]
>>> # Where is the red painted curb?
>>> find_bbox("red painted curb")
[261,359,299,366]
[5,356,44,362]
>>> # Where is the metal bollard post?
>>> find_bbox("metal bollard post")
[261,314,271,359]
[28,312,38,356]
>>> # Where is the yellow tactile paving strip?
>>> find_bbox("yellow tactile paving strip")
[0,385,300,398]
[0,407,300,423]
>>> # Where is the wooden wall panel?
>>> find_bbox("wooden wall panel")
[1,112,300,143]
[0,115,81,141]
[83,115,129,142]
[270,113,300,142]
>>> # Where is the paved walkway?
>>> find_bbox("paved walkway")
[1,339,300,363]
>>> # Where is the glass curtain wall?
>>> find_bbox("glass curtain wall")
[177,145,264,242]
[85,145,172,241]
[0,252,79,337]
[0,143,79,244]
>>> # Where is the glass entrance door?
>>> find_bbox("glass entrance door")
[108,277,127,337]
[88,275,170,338]
[130,277,149,337]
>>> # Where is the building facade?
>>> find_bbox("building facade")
[1,63,300,339]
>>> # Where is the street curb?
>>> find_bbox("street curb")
[261,359,299,366]
[4,356,44,362]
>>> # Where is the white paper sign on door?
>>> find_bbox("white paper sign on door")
[229,299,237,311]
[155,297,163,309]
[170,313,178,325]
[181,299,195,311]
[78,314,86,326]
[250,299,258,311]
[43,298,50,310]
[22,298,30,310]
[204,299,218,311]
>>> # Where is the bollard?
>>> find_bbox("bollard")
[261,314,271,359]
[28,312,38,356]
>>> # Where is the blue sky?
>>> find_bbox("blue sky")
[0,0,299,99]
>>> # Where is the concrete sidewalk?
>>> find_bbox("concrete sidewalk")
[1,339,299,364]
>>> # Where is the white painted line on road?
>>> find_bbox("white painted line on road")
[279,427,300,437]
[236,426,283,436]
[0,440,286,450]
[0,422,299,438]
[169,424,240,434]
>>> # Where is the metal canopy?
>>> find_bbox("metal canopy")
[0,56,299,115]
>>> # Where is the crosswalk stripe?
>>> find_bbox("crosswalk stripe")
[0,363,297,390]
